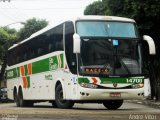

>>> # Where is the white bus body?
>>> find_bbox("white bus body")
[7,16,155,109]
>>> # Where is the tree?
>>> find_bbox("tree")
[0,27,18,80]
[0,27,17,64]
[18,18,48,41]
[84,1,105,15]
[0,18,48,82]
[85,0,160,37]
[84,0,160,99]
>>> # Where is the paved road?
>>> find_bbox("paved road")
[0,101,160,120]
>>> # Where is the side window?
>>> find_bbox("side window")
[47,24,64,53]
[8,45,23,66]
[65,21,77,74]
[31,39,38,58]
[55,24,63,51]
[55,38,63,51]
[7,50,14,66]
[15,46,22,64]
[48,43,54,53]
[7,23,64,66]
[23,53,27,61]
[38,48,44,56]
[47,35,56,53]
[32,35,47,57]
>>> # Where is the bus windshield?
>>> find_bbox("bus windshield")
[76,21,142,77]
[76,21,138,38]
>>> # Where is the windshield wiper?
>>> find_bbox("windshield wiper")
[117,56,131,75]
[113,45,131,75]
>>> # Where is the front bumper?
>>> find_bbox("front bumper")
[77,87,144,100]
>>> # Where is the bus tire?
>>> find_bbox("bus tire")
[103,100,123,110]
[55,84,74,109]
[25,101,34,107]
[51,100,58,108]
[18,88,26,107]
[13,88,19,107]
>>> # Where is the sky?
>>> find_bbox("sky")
[0,0,98,30]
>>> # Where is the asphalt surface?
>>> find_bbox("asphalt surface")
[0,101,160,120]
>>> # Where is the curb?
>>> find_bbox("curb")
[126,100,160,109]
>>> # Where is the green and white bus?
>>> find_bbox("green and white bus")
[7,16,155,110]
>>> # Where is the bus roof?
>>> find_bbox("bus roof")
[76,15,135,22]
[8,15,135,50]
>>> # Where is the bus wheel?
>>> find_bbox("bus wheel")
[103,100,123,110]
[55,84,74,109]
[14,89,19,107]
[51,100,58,108]
[25,101,34,107]
[18,88,26,107]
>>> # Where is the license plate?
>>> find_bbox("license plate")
[110,92,121,97]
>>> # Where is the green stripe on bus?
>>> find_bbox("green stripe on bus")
[24,65,28,76]
[7,53,64,79]
[100,77,144,84]
[32,58,49,74]
[49,56,58,70]
[78,78,90,84]
[7,68,18,79]
[78,77,144,84]
[26,76,30,88]
[17,67,20,77]
[60,54,64,68]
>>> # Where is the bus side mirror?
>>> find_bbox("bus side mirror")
[73,33,80,53]
[143,35,156,55]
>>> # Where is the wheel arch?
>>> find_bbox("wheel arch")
[13,86,18,101]
[18,85,22,92]
[18,85,24,97]
[55,79,66,99]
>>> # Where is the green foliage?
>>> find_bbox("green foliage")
[85,0,160,37]
[0,27,17,64]
[0,18,48,80]
[0,27,17,80]
[18,18,48,41]
[84,1,105,15]
[103,0,127,16]
[84,0,160,55]
[84,0,160,98]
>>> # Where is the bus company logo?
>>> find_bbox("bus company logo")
[7,70,14,78]
[45,74,53,80]
[113,83,117,88]
[49,57,58,70]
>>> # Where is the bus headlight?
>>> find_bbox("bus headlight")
[80,83,98,89]
[132,83,144,88]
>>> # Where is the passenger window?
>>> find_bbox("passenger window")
[38,48,44,56]
[55,40,63,50]
[48,44,54,52]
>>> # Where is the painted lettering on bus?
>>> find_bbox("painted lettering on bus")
[126,78,143,83]
[85,68,110,73]
[45,74,53,80]
[49,57,58,70]
[7,71,14,78]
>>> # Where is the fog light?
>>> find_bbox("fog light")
[132,83,144,88]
